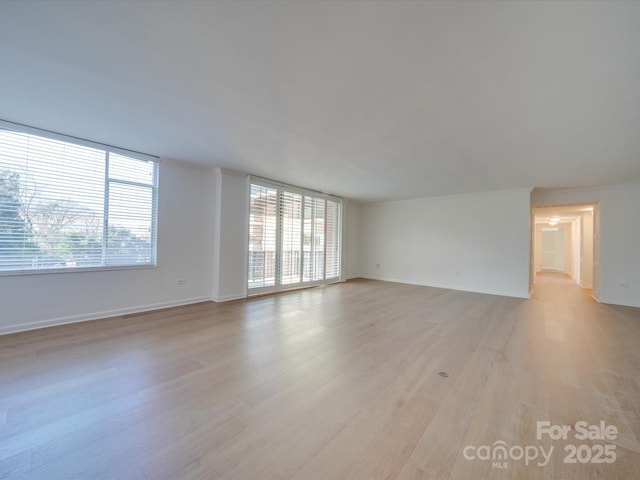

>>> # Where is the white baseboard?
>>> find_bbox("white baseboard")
[598,297,640,309]
[212,293,246,302]
[0,296,212,336]
[360,275,530,299]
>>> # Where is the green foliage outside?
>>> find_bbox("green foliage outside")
[0,170,39,268]
[0,170,151,270]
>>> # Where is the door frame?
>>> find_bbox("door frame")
[529,202,600,298]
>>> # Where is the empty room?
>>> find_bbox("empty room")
[1,1,640,479]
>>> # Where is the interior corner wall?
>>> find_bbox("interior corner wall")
[531,183,640,308]
[533,226,541,277]
[571,218,582,282]
[358,188,532,299]
[343,199,361,280]
[212,168,249,302]
[580,211,594,289]
[562,223,572,275]
[0,159,216,335]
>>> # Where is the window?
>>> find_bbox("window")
[248,178,342,293]
[0,121,158,273]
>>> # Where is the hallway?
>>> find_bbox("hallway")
[532,271,593,302]
[500,272,640,479]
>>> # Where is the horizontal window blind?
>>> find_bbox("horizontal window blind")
[248,177,342,294]
[248,183,277,289]
[0,122,158,273]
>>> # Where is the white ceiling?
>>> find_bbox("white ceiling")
[1,1,639,202]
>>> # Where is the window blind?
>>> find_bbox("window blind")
[0,122,158,273]
[248,178,342,293]
[248,183,277,289]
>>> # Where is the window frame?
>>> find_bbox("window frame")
[0,120,159,276]
[247,176,343,295]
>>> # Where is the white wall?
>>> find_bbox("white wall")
[532,183,640,307]
[580,211,594,289]
[212,168,249,301]
[359,188,532,299]
[343,199,361,280]
[0,159,215,335]
[571,217,581,282]
[562,224,572,274]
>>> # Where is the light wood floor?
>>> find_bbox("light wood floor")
[1,275,639,479]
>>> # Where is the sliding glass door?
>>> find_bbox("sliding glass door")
[248,179,342,294]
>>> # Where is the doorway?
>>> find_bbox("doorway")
[531,203,598,297]
[540,228,564,272]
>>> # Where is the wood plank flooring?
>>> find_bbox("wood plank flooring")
[1,274,639,479]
